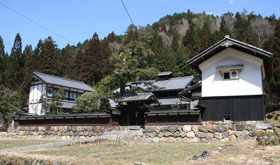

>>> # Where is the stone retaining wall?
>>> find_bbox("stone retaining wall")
[0,154,67,165]
[10,121,275,143]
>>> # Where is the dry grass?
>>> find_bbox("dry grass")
[192,140,280,165]
[0,139,59,150]
[24,141,223,164]
[1,139,279,164]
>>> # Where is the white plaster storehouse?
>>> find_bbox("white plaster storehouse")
[187,36,273,121]
[21,72,96,115]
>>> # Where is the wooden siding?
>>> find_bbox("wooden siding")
[200,95,265,121]
[14,114,120,127]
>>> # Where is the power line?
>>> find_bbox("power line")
[120,0,134,25]
[0,2,75,44]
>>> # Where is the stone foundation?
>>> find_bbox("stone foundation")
[9,121,275,143]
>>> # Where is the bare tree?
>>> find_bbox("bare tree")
[251,18,274,47]
[138,26,152,43]
[223,13,236,32]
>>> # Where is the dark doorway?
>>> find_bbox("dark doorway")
[120,102,147,126]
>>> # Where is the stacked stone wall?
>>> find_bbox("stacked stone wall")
[10,121,275,143]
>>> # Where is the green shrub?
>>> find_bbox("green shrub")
[257,130,280,146]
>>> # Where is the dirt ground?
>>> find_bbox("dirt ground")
[0,138,279,165]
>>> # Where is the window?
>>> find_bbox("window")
[222,70,239,80]
[65,91,69,99]
[223,72,230,79]
[70,92,77,99]
[216,64,243,80]
[47,88,52,97]
[77,93,82,97]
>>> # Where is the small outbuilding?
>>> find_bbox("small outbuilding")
[187,35,273,121]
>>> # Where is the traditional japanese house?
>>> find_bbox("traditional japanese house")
[187,35,273,121]
[114,72,201,125]
[116,93,159,125]
[21,72,96,115]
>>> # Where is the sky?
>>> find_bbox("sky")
[1,0,280,54]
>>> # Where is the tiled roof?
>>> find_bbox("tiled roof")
[47,101,76,109]
[113,76,195,93]
[153,76,194,91]
[216,64,244,70]
[157,72,173,76]
[22,72,96,92]
[117,93,157,103]
[179,81,202,96]
[158,97,189,105]
[61,101,77,109]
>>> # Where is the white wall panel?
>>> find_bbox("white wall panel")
[199,48,264,97]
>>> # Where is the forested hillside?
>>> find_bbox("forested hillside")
[1,9,280,111]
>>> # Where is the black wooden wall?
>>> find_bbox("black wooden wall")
[200,95,265,121]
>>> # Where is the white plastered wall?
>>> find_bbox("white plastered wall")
[199,48,264,97]
[28,83,46,115]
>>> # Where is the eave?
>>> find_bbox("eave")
[187,36,273,77]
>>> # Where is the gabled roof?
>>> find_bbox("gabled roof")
[187,35,273,76]
[21,72,96,92]
[113,76,195,93]
[116,93,158,103]
[179,81,202,97]
[152,76,194,91]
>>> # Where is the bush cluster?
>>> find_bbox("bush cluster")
[256,130,280,145]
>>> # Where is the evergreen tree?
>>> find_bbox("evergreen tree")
[242,28,258,46]
[200,35,211,52]
[62,49,74,79]
[0,36,6,80]
[33,39,43,72]
[4,33,23,89]
[172,44,187,77]
[123,24,139,45]
[74,50,84,81]
[199,18,212,51]
[80,33,105,84]
[162,48,179,75]
[182,22,197,58]
[22,45,33,80]
[41,36,58,75]
[171,35,179,51]
[263,35,274,52]
[90,32,102,84]
[100,39,113,76]
[0,83,19,129]
[269,20,280,106]
[211,30,223,45]
[109,41,158,96]
[0,36,4,57]
[234,12,250,41]
[220,17,232,37]
[150,30,168,71]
